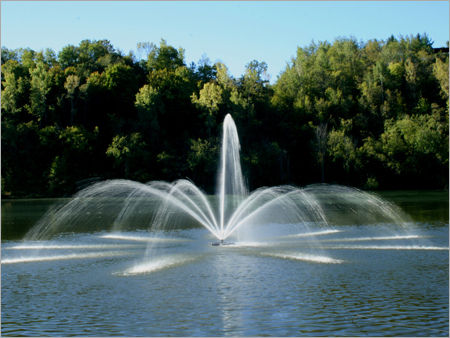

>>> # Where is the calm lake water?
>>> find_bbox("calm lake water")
[1,191,449,336]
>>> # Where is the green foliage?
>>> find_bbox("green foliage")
[327,127,357,172]
[187,138,218,189]
[1,60,30,120]
[146,39,185,72]
[192,82,224,113]
[1,35,449,197]
[29,61,52,123]
[433,57,449,100]
[106,133,147,179]
[272,34,448,188]
[135,84,160,136]
[46,126,99,195]
[380,113,448,172]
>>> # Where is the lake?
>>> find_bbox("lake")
[1,191,448,336]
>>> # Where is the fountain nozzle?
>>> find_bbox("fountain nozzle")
[211,239,234,246]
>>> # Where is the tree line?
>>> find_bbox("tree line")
[1,34,448,197]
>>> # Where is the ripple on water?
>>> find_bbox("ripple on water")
[1,226,448,336]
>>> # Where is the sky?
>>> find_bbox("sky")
[2,1,449,82]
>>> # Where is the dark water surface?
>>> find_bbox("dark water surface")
[1,191,448,336]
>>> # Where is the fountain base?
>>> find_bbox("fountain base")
[211,240,234,246]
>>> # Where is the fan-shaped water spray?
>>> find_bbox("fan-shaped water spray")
[25,114,413,246]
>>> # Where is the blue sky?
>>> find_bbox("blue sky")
[2,1,449,82]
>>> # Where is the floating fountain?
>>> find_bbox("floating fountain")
[25,114,413,247]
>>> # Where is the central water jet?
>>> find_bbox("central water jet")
[217,114,247,239]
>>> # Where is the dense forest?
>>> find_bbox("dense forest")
[1,34,449,197]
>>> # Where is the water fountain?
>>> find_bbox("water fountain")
[25,114,411,244]
[25,114,413,244]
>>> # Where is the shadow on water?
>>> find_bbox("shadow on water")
[377,190,449,225]
[1,199,68,240]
